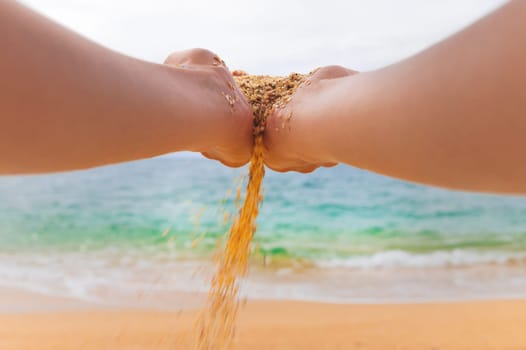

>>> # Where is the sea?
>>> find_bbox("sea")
[1,155,526,307]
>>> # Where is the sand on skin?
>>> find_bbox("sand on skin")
[1,290,526,350]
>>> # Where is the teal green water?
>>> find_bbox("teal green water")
[2,156,526,266]
[3,156,526,303]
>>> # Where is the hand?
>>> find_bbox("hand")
[164,48,253,167]
[263,66,358,173]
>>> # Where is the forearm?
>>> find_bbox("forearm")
[324,1,526,193]
[0,1,206,174]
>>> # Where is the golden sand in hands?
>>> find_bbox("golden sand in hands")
[233,72,307,136]
[195,72,307,349]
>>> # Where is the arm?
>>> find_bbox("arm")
[265,1,526,194]
[0,1,252,174]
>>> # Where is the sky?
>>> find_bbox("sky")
[21,0,506,75]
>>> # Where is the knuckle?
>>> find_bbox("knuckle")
[298,166,317,174]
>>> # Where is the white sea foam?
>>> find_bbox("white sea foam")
[0,249,526,309]
[315,249,526,269]
[0,251,210,308]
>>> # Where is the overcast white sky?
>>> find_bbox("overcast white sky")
[21,0,506,75]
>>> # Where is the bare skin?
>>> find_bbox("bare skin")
[265,1,526,194]
[3,0,526,196]
[0,1,252,174]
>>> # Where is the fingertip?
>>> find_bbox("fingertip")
[321,162,338,168]
[219,159,243,168]
[202,150,251,169]
[296,165,318,174]
[201,151,216,161]
[266,166,288,173]
[225,153,252,168]
[263,160,287,173]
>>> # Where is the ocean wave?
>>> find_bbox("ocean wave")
[315,249,526,269]
[1,249,526,306]
[0,251,210,307]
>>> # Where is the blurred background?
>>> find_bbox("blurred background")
[3,0,524,309]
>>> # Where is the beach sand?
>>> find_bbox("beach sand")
[1,288,526,349]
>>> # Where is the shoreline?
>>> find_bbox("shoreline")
[2,287,526,349]
[4,250,526,307]
[3,262,526,308]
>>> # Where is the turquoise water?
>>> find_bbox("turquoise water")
[1,156,526,303]
[2,157,526,260]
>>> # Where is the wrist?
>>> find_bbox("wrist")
[317,73,374,167]
[150,63,218,153]
[303,77,354,164]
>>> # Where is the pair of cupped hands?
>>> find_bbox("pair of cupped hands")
[164,48,357,173]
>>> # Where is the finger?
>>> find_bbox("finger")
[263,155,307,173]
[218,159,245,168]
[295,164,319,174]
[320,162,338,168]
[164,48,222,67]
[201,151,218,161]
[264,163,288,173]
[262,154,289,172]
[220,149,252,168]
[202,151,249,168]
[266,163,319,174]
